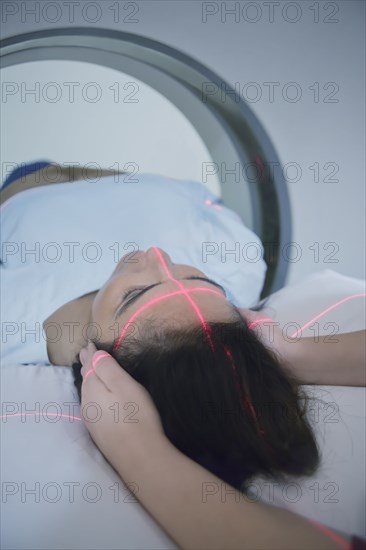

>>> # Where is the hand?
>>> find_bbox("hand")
[79,341,166,474]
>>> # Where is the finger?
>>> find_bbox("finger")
[80,355,94,380]
[81,352,110,380]
[80,341,98,378]
[90,350,137,392]
[80,344,110,389]
[80,357,111,408]
[81,341,121,391]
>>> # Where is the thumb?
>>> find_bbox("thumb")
[90,349,135,392]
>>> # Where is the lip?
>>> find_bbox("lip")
[134,247,174,267]
[125,249,145,259]
[113,249,145,272]
[129,249,146,266]
[147,247,173,264]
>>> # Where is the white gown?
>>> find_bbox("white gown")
[0,174,267,364]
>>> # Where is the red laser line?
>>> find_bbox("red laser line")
[224,346,264,435]
[83,351,111,380]
[289,293,366,338]
[205,199,222,210]
[112,246,224,352]
[306,518,351,550]
[112,246,263,433]
[247,294,366,339]
[152,247,215,351]
[248,317,274,330]
[112,287,223,352]
[1,248,361,549]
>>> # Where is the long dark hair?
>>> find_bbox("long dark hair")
[72,298,321,492]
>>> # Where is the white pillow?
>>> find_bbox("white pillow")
[1,269,365,549]
[0,174,266,365]
[1,364,176,550]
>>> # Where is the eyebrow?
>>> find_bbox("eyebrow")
[115,276,227,319]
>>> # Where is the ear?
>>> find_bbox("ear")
[237,308,264,323]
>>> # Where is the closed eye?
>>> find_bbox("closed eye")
[115,276,226,319]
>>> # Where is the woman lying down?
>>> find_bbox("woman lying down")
[1,162,365,549]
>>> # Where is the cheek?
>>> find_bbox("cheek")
[91,287,110,329]
[90,297,112,344]
[91,285,124,344]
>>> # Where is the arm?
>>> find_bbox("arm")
[286,330,366,387]
[0,165,71,205]
[117,434,351,550]
[80,344,353,550]
[0,164,127,205]
[238,310,365,387]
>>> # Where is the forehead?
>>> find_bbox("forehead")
[112,246,233,351]
[119,278,231,324]
[112,279,234,351]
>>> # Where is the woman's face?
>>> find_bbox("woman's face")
[91,247,239,346]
